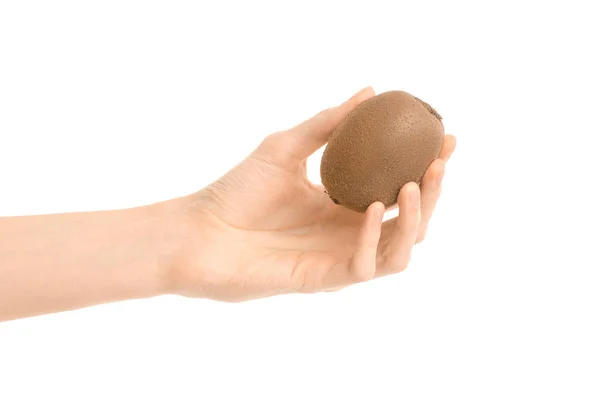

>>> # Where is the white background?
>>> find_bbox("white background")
[1,1,599,396]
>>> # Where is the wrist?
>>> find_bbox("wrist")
[140,196,193,297]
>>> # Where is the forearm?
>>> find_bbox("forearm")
[0,200,184,321]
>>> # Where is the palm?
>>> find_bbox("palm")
[218,152,364,252]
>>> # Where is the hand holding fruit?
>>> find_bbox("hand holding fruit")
[167,87,456,301]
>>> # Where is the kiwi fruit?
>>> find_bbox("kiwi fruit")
[320,91,444,213]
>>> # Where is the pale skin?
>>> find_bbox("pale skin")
[0,87,456,322]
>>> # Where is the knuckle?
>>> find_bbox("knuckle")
[253,131,297,172]
[260,131,286,149]
[383,252,410,274]
[392,261,409,273]
[351,263,374,283]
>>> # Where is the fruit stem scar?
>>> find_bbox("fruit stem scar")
[415,97,442,121]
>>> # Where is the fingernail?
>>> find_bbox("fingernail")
[377,202,385,216]
[345,87,374,105]
[372,202,384,218]
[436,166,446,186]
[409,185,420,210]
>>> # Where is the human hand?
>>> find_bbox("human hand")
[167,88,456,301]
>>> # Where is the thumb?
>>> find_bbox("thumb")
[288,87,375,160]
[252,87,375,171]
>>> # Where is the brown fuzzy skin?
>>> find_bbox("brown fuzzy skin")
[320,91,444,213]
